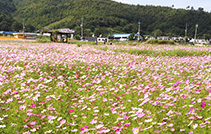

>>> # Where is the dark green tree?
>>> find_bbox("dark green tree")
[152,29,163,37]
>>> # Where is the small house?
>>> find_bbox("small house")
[13,33,37,39]
[112,34,131,41]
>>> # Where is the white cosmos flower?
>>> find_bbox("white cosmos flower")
[45,130,53,134]
[145,119,153,122]
[57,117,62,121]
[193,124,198,129]
[94,110,99,112]
[30,128,36,132]
[96,124,104,129]
[104,113,109,116]
[48,120,54,124]
[71,129,78,132]
[0,125,6,128]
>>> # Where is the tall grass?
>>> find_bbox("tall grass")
[99,47,211,57]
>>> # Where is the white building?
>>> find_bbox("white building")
[112,34,131,41]
[189,38,206,43]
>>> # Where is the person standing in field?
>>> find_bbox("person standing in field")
[104,39,106,45]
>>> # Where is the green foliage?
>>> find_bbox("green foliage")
[152,29,163,37]
[74,35,81,40]
[129,33,137,41]
[77,43,82,47]
[0,0,16,15]
[36,38,52,43]
[0,13,22,31]
[146,39,175,44]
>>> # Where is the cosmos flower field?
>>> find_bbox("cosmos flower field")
[0,41,211,134]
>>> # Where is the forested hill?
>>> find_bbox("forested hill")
[0,0,16,15]
[1,0,211,38]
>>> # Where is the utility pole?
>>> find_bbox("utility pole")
[185,23,188,42]
[22,19,25,33]
[81,17,84,40]
[138,21,141,41]
[194,24,198,44]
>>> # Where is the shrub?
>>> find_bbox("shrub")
[36,38,51,43]
[146,39,175,45]
[77,43,82,47]
[75,35,81,40]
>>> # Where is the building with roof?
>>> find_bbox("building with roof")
[112,34,131,41]
[41,28,75,43]
[13,33,37,39]
[0,31,18,36]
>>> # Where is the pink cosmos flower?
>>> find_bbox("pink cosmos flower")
[154,130,161,133]
[23,131,30,134]
[30,122,36,125]
[41,115,46,119]
[190,108,195,113]
[69,110,74,113]
[19,105,26,111]
[180,129,185,131]
[173,79,180,87]
[201,103,206,107]
[103,98,107,102]
[39,102,45,104]
[115,129,121,133]
[24,118,29,122]
[27,109,33,113]
[80,126,88,130]
[132,127,139,134]
[60,119,66,124]
[90,119,97,124]
[58,98,63,101]
[30,103,36,108]
[116,96,121,100]
[170,128,175,131]
[123,115,129,119]
[137,112,145,118]
[117,122,121,126]
[48,115,56,120]
[124,123,130,127]
[182,95,186,99]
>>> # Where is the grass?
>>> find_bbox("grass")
[98,45,211,57]
[36,38,52,43]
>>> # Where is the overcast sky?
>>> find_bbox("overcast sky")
[113,0,211,12]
